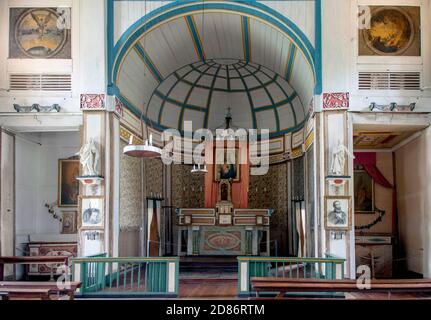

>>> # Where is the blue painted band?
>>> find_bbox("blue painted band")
[111,1,317,86]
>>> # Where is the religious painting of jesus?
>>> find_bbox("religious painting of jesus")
[58,159,80,207]
[214,149,240,182]
[354,170,374,213]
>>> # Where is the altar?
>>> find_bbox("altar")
[176,179,272,256]
[177,208,271,256]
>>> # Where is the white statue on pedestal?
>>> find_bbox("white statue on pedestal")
[330,140,355,176]
[78,138,100,176]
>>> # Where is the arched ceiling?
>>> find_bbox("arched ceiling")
[112,3,316,137]
[146,59,306,136]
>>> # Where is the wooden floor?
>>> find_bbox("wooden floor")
[179,278,237,299]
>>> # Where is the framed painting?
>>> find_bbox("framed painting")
[214,148,240,182]
[79,196,104,230]
[58,159,80,207]
[354,170,374,213]
[61,210,77,234]
[9,7,71,59]
[358,6,421,56]
[325,196,351,231]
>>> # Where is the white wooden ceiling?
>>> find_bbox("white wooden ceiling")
[116,11,315,136]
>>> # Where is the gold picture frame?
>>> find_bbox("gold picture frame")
[324,196,352,231]
[58,159,80,207]
[354,170,375,214]
[214,148,241,182]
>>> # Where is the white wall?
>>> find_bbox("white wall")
[395,126,431,277]
[322,0,431,111]
[15,132,80,244]
[0,0,107,113]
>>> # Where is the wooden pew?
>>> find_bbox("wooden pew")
[0,256,69,281]
[0,292,9,300]
[251,278,431,300]
[0,281,81,300]
[0,288,52,300]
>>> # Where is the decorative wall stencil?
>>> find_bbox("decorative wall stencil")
[359,6,420,56]
[145,158,163,198]
[171,164,205,209]
[9,8,71,59]
[119,140,142,229]
[80,94,106,110]
[115,97,125,118]
[249,163,288,255]
[323,93,349,110]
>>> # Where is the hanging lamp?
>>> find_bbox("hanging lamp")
[123,1,162,158]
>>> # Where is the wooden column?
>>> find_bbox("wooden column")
[78,95,120,258]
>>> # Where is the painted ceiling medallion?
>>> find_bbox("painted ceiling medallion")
[14,8,68,58]
[363,7,414,56]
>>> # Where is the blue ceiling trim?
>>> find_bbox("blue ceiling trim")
[179,63,214,130]
[247,65,280,132]
[254,92,298,112]
[241,16,251,63]
[154,90,207,113]
[154,62,204,124]
[204,64,223,128]
[314,0,322,94]
[185,15,206,61]
[231,63,257,129]
[111,1,317,87]
[284,42,297,82]
[256,66,299,126]
[134,43,164,83]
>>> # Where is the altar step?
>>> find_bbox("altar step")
[179,256,238,273]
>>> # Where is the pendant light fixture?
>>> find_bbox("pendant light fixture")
[123,1,162,158]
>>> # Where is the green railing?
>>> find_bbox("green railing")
[71,256,179,298]
[237,256,346,296]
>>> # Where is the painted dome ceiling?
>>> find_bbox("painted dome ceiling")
[112,6,317,137]
[146,59,306,136]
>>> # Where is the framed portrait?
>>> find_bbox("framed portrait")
[61,210,77,234]
[214,148,240,182]
[325,196,351,230]
[358,6,421,56]
[9,7,71,59]
[79,196,104,229]
[354,170,374,213]
[58,159,80,207]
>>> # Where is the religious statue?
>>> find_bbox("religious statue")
[330,140,355,176]
[77,138,100,176]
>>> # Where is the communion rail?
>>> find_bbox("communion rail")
[71,255,179,298]
[237,256,345,296]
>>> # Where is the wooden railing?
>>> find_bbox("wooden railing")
[71,255,179,298]
[237,256,345,296]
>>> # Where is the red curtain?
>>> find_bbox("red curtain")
[354,153,393,189]
[354,152,397,234]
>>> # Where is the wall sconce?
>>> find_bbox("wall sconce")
[14,103,61,113]
[369,102,416,112]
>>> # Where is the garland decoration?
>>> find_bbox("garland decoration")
[355,208,385,231]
